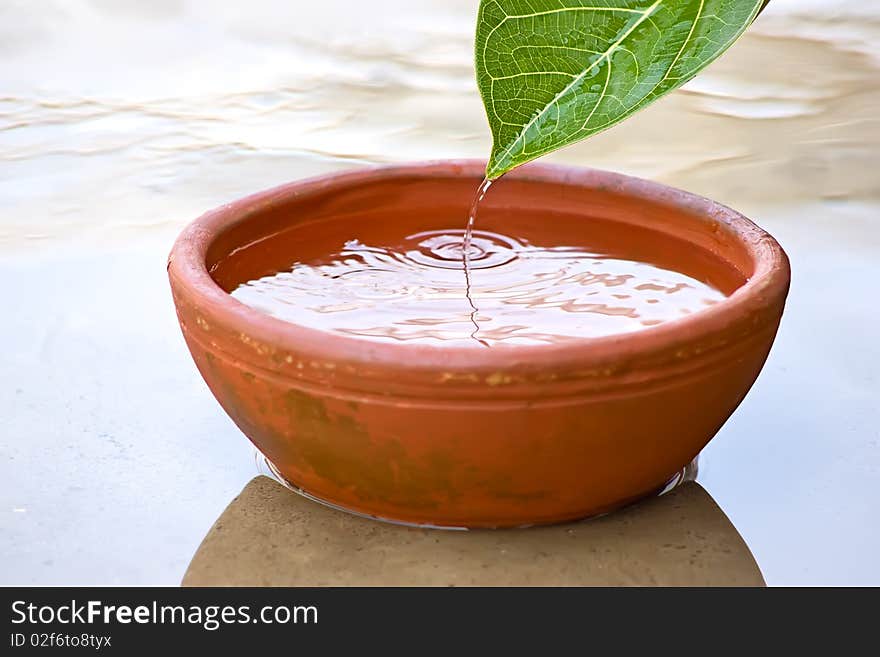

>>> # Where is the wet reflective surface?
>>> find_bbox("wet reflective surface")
[2,0,878,584]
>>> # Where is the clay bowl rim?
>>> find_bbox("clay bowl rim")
[168,160,790,386]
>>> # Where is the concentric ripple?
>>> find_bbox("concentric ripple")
[231,230,727,346]
[407,229,519,270]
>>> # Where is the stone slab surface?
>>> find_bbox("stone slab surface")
[183,476,764,586]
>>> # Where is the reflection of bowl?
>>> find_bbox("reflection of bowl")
[168,161,790,528]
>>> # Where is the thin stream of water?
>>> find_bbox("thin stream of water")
[463,177,494,347]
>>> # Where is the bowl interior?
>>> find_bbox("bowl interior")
[207,173,750,299]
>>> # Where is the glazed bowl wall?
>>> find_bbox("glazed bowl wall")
[168,161,790,528]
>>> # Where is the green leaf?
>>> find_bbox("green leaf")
[476,0,765,179]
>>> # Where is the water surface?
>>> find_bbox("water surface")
[232,230,726,345]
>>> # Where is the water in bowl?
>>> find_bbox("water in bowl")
[230,225,727,347]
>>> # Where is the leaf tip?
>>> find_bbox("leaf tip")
[485,151,512,180]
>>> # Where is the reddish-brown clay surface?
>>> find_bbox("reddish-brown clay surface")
[168,161,790,528]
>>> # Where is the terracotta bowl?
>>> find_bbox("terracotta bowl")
[168,161,790,528]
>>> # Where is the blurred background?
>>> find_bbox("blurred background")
[2,0,877,584]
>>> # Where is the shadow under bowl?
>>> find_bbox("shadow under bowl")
[168,161,790,528]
